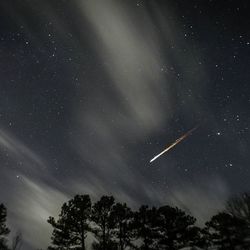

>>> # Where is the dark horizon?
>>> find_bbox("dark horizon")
[2,192,250,250]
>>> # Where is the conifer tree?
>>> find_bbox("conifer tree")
[91,196,117,250]
[112,202,134,250]
[155,205,199,250]
[205,212,248,250]
[0,204,10,250]
[48,194,91,250]
[133,205,158,250]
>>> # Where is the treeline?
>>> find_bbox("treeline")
[1,193,250,250]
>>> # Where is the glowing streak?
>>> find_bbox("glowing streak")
[149,126,199,163]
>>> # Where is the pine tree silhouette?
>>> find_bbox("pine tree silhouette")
[92,196,116,250]
[132,205,158,250]
[0,204,10,250]
[205,212,248,250]
[48,194,92,250]
[112,202,134,250]
[91,196,117,250]
[155,205,199,250]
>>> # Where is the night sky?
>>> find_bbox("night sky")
[0,0,250,249]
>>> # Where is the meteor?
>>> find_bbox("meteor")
[149,126,199,163]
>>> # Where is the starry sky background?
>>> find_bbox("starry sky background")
[0,0,250,249]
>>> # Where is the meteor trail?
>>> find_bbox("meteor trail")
[149,126,199,163]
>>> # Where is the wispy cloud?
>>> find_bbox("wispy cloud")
[0,129,68,248]
[0,1,233,249]
[6,176,68,249]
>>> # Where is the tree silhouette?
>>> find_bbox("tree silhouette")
[48,194,92,250]
[0,204,10,250]
[155,205,200,250]
[226,192,250,222]
[112,202,134,250]
[91,196,117,250]
[132,205,159,250]
[40,192,250,250]
[225,192,250,248]
[205,212,248,250]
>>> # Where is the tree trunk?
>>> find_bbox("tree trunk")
[80,220,85,250]
[81,229,85,250]
[103,224,106,250]
[119,222,123,250]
